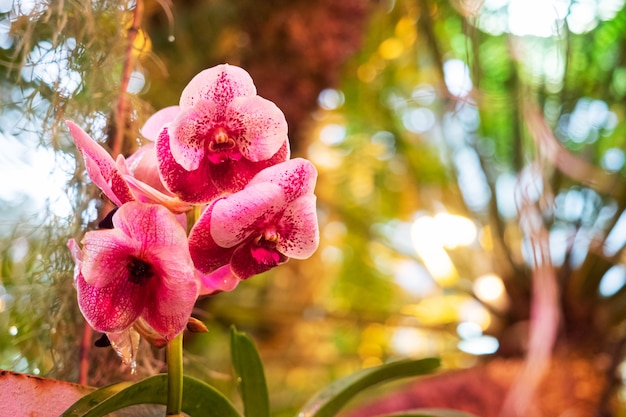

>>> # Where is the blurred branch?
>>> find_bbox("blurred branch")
[78,0,145,386]
[112,0,144,159]
[417,0,445,84]
[500,159,559,417]
[524,103,625,199]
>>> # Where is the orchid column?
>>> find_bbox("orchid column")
[67,64,319,416]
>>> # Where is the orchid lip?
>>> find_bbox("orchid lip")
[263,229,279,242]
[213,127,231,144]
[206,136,242,163]
[254,229,280,246]
[208,138,237,152]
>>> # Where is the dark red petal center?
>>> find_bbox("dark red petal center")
[126,257,154,285]
[250,230,281,265]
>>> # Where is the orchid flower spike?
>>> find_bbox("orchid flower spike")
[188,158,319,280]
[67,202,199,341]
[156,64,290,204]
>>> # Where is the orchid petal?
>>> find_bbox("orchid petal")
[210,182,285,248]
[67,239,83,286]
[188,201,236,274]
[248,158,317,202]
[141,263,198,340]
[116,154,132,177]
[111,202,188,251]
[156,127,222,204]
[277,195,319,259]
[80,228,140,287]
[208,139,290,193]
[227,95,288,162]
[230,242,288,280]
[169,101,217,171]
[66,120,135,206]
[141,106,180,141]
[197,265,239,296]
[124,143,172,196]
[67,238,82,267]
[76,272,144,334]
[124,175,191,214]
[180,64,256,109]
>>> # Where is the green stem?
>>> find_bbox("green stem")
[166,332,184,416]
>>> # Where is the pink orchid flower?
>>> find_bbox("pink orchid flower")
[156,64,290,204]
[188,158,319,279]
[67,202,199,341]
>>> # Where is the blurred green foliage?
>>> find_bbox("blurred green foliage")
[3,0,626,416]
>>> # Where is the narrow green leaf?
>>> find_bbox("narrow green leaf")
[374,409,479,417]
[298,358,441,417]
[60,381,135,416]
[230,326,270,417]
[181,375,242,417]
[61,374,241,417]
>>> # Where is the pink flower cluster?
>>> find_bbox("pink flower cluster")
[68,64,319,343]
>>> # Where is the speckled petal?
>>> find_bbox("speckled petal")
[189,201,237,274]
[156,127,222,204]
[209,182,285,248]
[248,158,317,202]
[276,195,319,259]
[180,64,256,109]
[208,139,290,194]
[227,95,288,162]
[169,102,217,171]
[112,203,187,250]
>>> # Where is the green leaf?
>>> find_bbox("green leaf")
[61,374,241,417]
[60,381,135,416]
[374,409,480,417]
[230,326,270,417]
[297,357,441,417]
[181,375,242,417]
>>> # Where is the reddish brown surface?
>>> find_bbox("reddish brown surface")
[0,370,93,417]
[0,370,164,416]
[342,354,608,417]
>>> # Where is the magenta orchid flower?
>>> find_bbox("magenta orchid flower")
[188,158,319,279]
[156,64,290,204]
[67,202,199,341]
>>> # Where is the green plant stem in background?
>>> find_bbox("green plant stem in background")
[166,333,184,416]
